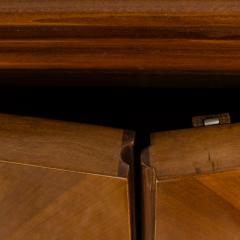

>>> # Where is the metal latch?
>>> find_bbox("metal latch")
[192,113,231,127]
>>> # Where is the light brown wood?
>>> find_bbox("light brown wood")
[0,114,125,176]
[1,0,240,86]
[142,123,240,240]
[149,123,240,178]
[155,171,240,240]
[0,114,134,240]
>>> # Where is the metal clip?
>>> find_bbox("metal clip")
[192,113,231,127]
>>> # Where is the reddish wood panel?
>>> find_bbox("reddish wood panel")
[0,0,240,74]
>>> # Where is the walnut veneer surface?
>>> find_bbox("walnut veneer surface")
[0,114,133,240]
[142,123,240,240]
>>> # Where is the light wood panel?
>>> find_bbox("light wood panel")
[142,123,240,240]
[1,0,240,86]
[0,114,135,240]
[155,171,240,240]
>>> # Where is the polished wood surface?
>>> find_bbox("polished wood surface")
[1,0,240,86]
[149,123,240,178]
[0,114,125,177]
[0,114,134,239]
[142,124,240,240]
[155,170,240,240]
[0,163,130,240]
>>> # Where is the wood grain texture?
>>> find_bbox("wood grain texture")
[0,162,130,240]
[0,114,124,177]
[0,114,134,239]
[1,0,240,86]
[155,170,240,240]
[142,123,240,240]
[149,123,240,178]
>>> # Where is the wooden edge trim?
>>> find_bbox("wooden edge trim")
[141,148,157,240]
[119,130,135,178]
[120,129,136,240]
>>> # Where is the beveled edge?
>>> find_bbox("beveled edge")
[141,147,157,240]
